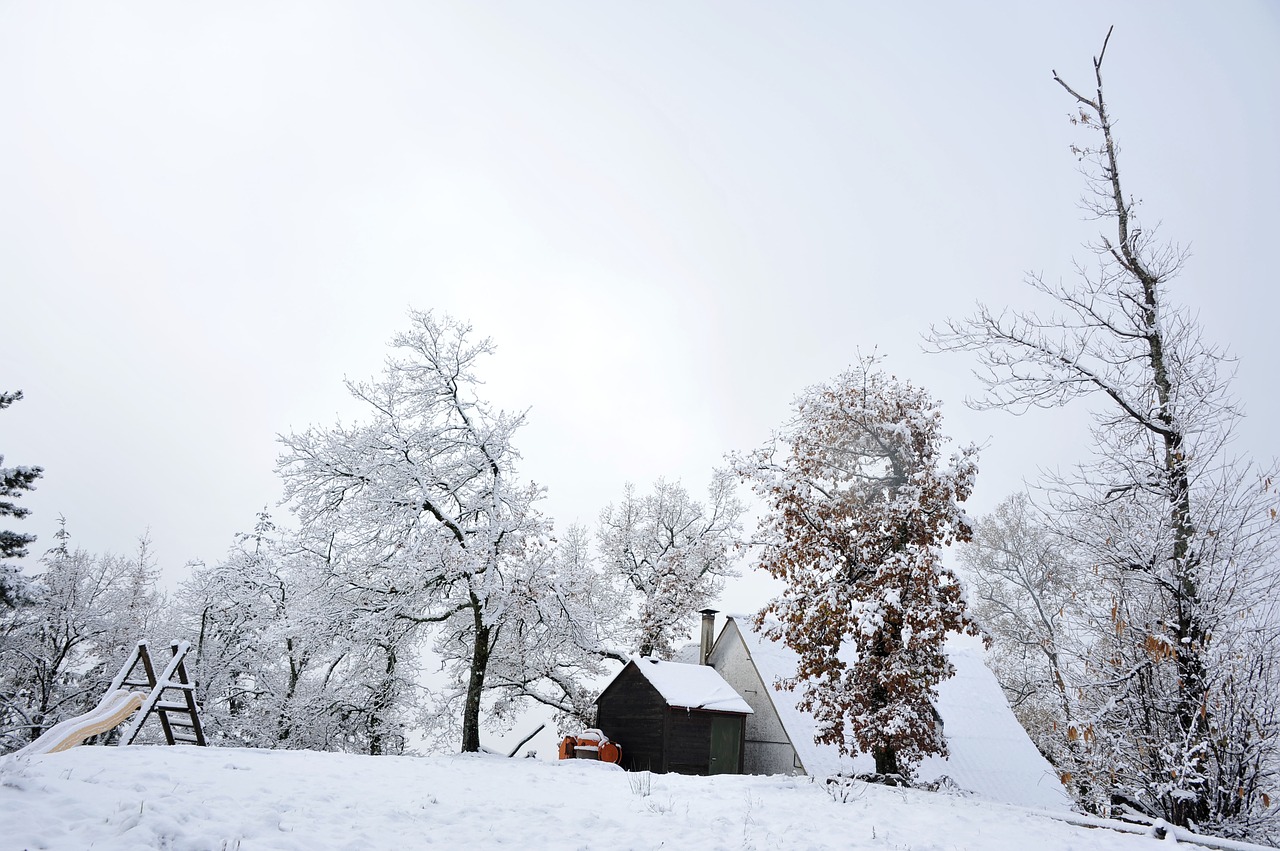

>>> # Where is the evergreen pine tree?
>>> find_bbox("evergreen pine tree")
[1,391,43,607]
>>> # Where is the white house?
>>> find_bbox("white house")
[703,613,1075,811]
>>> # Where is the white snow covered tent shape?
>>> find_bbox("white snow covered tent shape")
[707,614,1073,810]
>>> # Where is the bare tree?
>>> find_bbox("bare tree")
[929,30,1280,836]
[180,512,377,752]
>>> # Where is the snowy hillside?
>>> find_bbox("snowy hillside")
[0,746,1216,850]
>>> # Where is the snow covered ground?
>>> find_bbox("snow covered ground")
[0,745,1198,851]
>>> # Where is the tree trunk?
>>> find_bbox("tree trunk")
[873,745,899,776]
[868,631,899,777]
[278,637,301,743]
[460,593,491,753]
[368,642,398,756]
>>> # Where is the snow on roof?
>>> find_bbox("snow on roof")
[671,641,700,665]
[724,615,1072,811]
[621,656,753,715]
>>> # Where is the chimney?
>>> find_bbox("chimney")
[698,609,718,666]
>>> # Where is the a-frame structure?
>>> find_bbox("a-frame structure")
[109,640,207,747]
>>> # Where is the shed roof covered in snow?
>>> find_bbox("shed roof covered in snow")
[595,657,753,774]
[618,656,753,715]
[714,615,1072,811]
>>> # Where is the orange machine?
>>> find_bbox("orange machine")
[558,728,621,765]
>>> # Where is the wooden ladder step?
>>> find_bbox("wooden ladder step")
[152,682,194,692]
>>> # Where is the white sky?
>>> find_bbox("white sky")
[3,2,1278,611]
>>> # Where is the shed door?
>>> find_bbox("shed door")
[709,715,741,775]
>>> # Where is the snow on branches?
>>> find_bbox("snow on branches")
[928,32,1280,837]
[735,359,980,779]
[276,310,605,753]
[1,390,43,607]
[597,472,744,659]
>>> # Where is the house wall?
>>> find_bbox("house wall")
[595,664,668,772]
[708,620,804,776]
[664,709,714,775]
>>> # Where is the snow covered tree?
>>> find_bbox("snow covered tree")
[0,527,161,751]
[181,512,365,751]
[417,526,621,748]
[735,360,980,779]
[278,310,599,753]
[928,31,1280,836]
[1,390,43,608]
[597,472,743,658]
[956,492,1094,795]
[478,526,621,725]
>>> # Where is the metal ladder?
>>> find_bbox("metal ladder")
[109,640,207,747]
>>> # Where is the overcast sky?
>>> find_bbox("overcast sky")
[3,2,1278,610]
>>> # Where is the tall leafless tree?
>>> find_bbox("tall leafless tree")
[929,30,1280,837]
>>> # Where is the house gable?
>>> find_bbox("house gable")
[595,662,669,772]
[707,619,803,775]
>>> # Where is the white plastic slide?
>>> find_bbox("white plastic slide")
[14,690,148,757]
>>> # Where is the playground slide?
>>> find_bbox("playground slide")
[14,689,148,758]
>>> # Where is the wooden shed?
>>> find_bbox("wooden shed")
[594,657,752,775]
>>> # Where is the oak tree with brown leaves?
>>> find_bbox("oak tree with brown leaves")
[735,360,980,779]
